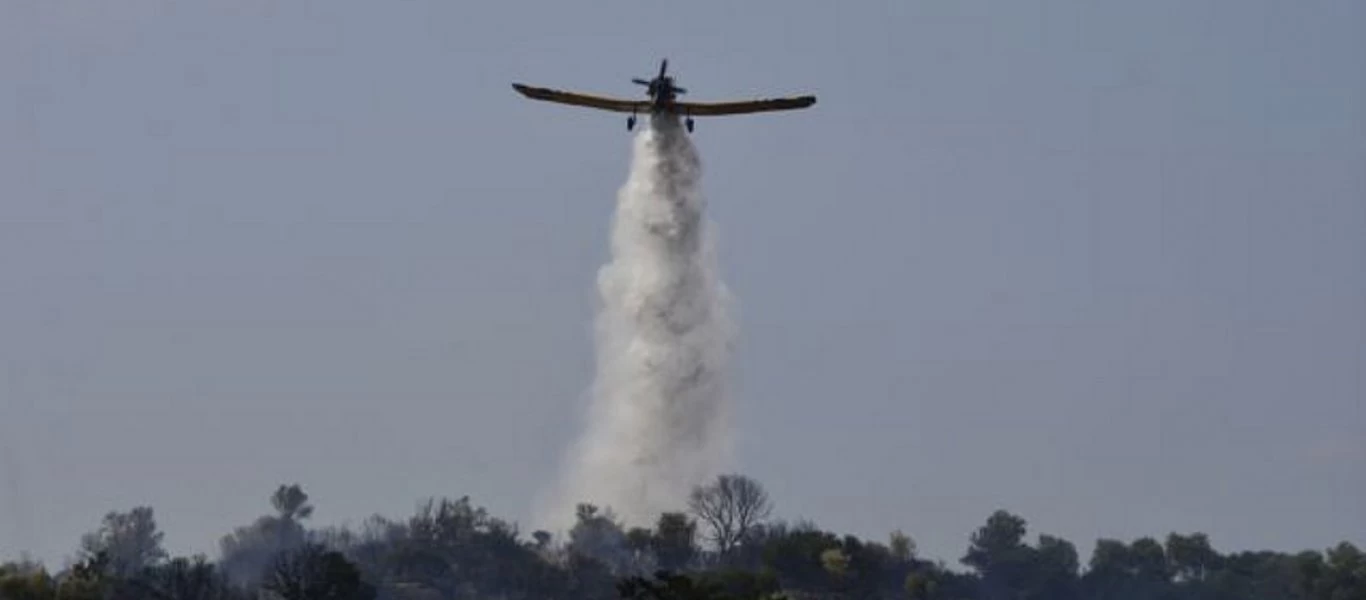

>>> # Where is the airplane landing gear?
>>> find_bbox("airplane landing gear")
[685,117,694,132]
[627,115,636,130]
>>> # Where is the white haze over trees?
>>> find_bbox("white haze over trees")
[538,114,736,533]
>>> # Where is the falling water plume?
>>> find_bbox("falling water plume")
[538,113,736,532]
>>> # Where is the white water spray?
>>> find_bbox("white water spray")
[539,114,735,531]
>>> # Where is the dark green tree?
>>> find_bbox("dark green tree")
[0,560,56,600]
[627,527,657,572]
[1166,532,1219,583]
[55,551,113,600]
[126,554,251,600]
[653,513,699,572]
[889,530,916,563]
[962,510,1032,599]
[568,503,630,572]
[759,523,841,593]
[618,570,784,600]
[1081,536,1172,600]
[261,543,374,600]
[1315,542,1366,600]
[1027,534,1079,600]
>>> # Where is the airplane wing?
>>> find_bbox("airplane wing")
[673,95,817,116]
[512,83,649,113]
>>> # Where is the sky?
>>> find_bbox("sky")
[1,0,1363,568]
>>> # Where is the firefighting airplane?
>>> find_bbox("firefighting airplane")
[512,59,816,132]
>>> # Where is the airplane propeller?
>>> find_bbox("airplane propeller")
[630,70,685,95]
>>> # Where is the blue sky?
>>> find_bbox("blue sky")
[1,0,1362,566]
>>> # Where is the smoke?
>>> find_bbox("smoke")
[538,113,736,532]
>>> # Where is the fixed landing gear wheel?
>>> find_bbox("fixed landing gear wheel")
[685,117,694,132]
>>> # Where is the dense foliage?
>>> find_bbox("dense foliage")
[1,478,1360,600]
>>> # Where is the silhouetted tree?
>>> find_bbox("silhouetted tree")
[78,506,168,577]
[760,522,841,592]
[132,554,249,600]
[889,530,916,563]
[1166,532,1220,583]
[219,484,316,586]
[1028,534,1079,600]
[568,503,630,572]
[10,483,1366,600]
[618,570,784,600]
[688,475,772,558]
[0,560,56,600]
[653,513,700,572]
[262,543,374,600]
[962,510,1032,599]
[271,485,314,524]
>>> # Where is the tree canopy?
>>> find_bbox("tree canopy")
[0,477,1359,600]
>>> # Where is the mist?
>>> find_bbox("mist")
[538,113,736,532]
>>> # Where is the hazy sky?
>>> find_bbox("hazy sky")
[2,0,1362,567]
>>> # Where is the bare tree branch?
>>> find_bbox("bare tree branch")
[687,474,772,556]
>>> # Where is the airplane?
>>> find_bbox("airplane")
[512,59,816,132]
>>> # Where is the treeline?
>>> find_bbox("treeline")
[1,475,1361,599]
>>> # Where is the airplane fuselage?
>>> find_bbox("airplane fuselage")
[642,77,682,111]
[634,74,693,130]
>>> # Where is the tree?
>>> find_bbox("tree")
[135,554,247,600]
[568,503,630,572]
[1028,534,1079,600]
[21,488,1366,600]
[406,495,489,549]
[759,523,841,592]
[904,572,937,600]
[378,495,558,599]
[889,530,916,563]
[262,543,375,600]
[532,530,553,548]
[566,551,619,600]
[1082,538,1131,598]
[1128,537,1171,584]
[627,527,657,571]
[271,484,315,524]
[55,551,111,600]
[819,548,850,579]
[906,567,979,600]
[962,510,1027,573]
[617,570,785,600]
[78,506,168,577]
[688,475,772,557]
[1082,536,1172,600]
[653,513,699,572]
[1317,542,1366,600]
[0,561,56,600]
[220,484,317,586]
[962,510,1031,599]
[1166,532,1219,583]
[618,571,723,600]
[696,569,783,600]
